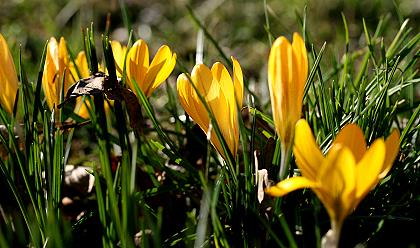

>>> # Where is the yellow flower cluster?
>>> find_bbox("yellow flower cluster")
[39,37,176,117]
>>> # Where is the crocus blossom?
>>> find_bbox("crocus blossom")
[177,57,243,157]
[266,119,400,247]
[268,33,308,178]
[126,39,176,97]
[42,37,73,109]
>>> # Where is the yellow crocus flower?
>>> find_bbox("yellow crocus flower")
[0,33,19,114]
[268,33,308,178]
[266,119,400,247]
[177,57,243,157]
[126,39,176,97]
[42,37,73,109]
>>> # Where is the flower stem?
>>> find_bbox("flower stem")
[321,221,342,248]
[279,143,292,180]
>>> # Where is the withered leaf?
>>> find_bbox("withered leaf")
[58,72,107,108]
[56,120,92,130]
[58,72,143,134]
[120,88,143,134]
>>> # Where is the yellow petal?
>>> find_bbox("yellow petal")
[143,45,176,96]
[75,97,91,119]
[191,64,216,101]
[231,56,243,106]
[211,62,234,119]
[291,32,308,101]
[268,36,291,142]
[58,37,72,92]
[70,51,90,80]
[127,39,149,94]
[212,94,235,154]
[210,63,236,153]
[58,37,69,70]
[379,129,400,179]
[68,58,78,82]
[354,138,385,207]
[76,97,111,119]
[318,145,356,225]
[293,119,324,181]
[0,33,19,114]
[190,64,215,128]
[267,33,308,148]
[332,123,367,162]
[177,74,191,108]
[42,37,59,109]
[211,62,234,101]
[177,73,209,132]
[285,36,300,123]
[111,40,127,77]
[231,56,243,154]
[265,176,317,197]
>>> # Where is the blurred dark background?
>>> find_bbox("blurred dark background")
[1,0,419,83]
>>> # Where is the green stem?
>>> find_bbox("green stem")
[279,142,292,180]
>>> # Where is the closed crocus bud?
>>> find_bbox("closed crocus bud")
[177,56,243,158]
[0,33,19,114]
[126,39,176,97]
[268,32,308,179]
[42,37,72,109]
